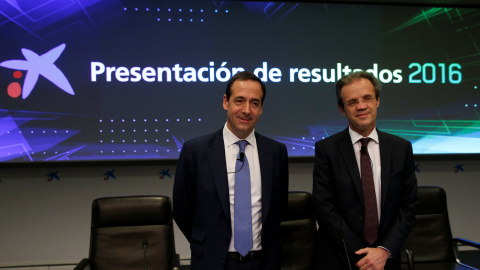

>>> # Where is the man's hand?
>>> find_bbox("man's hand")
[354,247,389,270]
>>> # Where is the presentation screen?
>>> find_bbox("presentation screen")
[1,0,479,162]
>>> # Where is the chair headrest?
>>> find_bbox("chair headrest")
[416,186,448,215]
[283,191,314,221]
[91,195,172,227]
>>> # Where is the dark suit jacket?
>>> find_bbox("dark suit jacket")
[173,129,289,270]
[313,128,417,270]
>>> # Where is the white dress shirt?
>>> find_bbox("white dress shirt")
[223,124,262,252]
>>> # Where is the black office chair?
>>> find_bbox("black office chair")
[74,195,179,270]
[279,191,317,270]
[401,186,480,270]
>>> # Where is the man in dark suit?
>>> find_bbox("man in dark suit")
[313,71,417,270]
[173,71,289,270]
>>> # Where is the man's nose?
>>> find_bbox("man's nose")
[241,103,251,114]
[356,100,368,109]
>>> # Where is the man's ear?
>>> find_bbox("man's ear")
[338,104,346,116]
[223,94,228,111]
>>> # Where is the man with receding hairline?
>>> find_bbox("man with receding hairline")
[313,71,418,270]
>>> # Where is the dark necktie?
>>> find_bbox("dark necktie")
[359,138,378,245]
[234,140,253,256]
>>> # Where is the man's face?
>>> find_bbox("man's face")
[223,79,263,139]
[338,78,380,137]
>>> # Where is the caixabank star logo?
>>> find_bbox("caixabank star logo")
[0,43,75,99]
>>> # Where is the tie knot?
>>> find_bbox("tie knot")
[359,138,371,147]
[236,140,249,152]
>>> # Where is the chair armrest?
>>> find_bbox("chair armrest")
[73,258,90,270]
[452,238,480,267]
[453,238,480,249]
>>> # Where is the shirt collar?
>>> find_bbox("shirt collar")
[348,126,379,145]
[223,123,257,149]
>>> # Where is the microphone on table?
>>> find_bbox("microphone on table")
[142,239,148,270]
[337,229,353,270]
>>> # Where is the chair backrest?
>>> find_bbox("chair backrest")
[402,186,456,264]
[279,191,317,270]
[89,195,176,270]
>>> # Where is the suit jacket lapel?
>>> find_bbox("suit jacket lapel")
[378,130,391,211]
[339,128,364,203]
[205,130,231,223]
[256,133,273,223]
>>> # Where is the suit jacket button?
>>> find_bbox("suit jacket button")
[358,216,364,221]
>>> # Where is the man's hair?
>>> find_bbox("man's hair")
[225,71,266,105]
[336,70,381,108]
